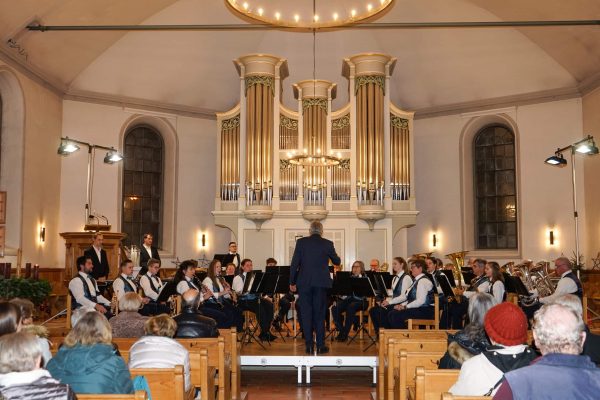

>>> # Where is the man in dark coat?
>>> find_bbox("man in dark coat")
[84,232,110,280]
[174,289,219,338]
[290,221,340,355]
[139,233,161,276]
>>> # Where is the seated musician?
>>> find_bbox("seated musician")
[232,258,276,342]
[387,258,435,329]
[426,257,454,329]
[138,258,170,315]
[332,261,369,342]
[369,259,380,272]
[485,262,506,304]
[202,259,244,331]
[522,256,583,320]
[225,263,237,276]
[448,258,489,329]
[112,259,151,307]
[370,257,413,336]
[68,255,113,319]
[267,257,296,330]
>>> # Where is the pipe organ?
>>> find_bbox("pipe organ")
[214,53,417,265]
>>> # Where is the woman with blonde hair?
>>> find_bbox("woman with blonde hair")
[129,314,192,393]
[109,292,149,338]
[46,312,133,394]
[8,298,52,366]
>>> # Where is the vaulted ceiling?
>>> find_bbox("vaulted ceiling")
[1,0,599,117]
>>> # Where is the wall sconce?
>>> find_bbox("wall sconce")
[202,233,206,247]
[549,230,555,246]
[39,226,46,243]
[432,233,437,248]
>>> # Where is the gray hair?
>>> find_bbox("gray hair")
[182,289,201,310]
[309,221,323,235]
[468,292,498,326]
[119,292,142,312]
[0,332,42,373]
[71,307,95,327]
[534,303,585,355]
[551,294,582,318]
[555,256,572,269]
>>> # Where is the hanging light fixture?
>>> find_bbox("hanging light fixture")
[103,148,124,164]
[287,0,341,169]
[57,137,80,155]
[544,151,567,167]
[574,136,599,154]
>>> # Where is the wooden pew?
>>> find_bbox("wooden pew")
[77,391,147,400]
[129,365,190,400]
[440,394,489,400]
[387,346,445,400]
[414,367,459,400]
[219,328,241,400]
[378,329,450,400]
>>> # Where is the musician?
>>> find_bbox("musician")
[84,232,109,280]
[232,259,276,342]
[227,242,241,272]
[139,258,170,315]
[266,258,296,330]
[139,233,160,276]
[485,262,506,304]
[202,259,244,331]
[332,261,369,342]
[225,263,236,276]
[522,257,583,320]
[369,259,380,272]
[448,258,489,328]
[68,255,112,318]
[370,257,413,335]
[113,259,150,307]
[425,257,452,295]
[387,258,435,329]
[173,260,230,328]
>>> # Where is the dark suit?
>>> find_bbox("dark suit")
[139,245,161,276]
[84,247,110,279]
[290,234,340,349]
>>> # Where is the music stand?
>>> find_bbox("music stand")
[440,270,457,287]
[267,266,293,339]
[239,271,267,349]
[346,277,377,348]
[156,281,177,303]
[507,276,530,296]
[462,271,476,286]
[381,272,393,290]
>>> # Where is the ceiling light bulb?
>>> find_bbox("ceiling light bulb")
[294,14,300,22]
[275,12,281,20]
[367,4,373,11]
[243,2,249,10]
[351,9,357,17]
[333,12,339,20]
[314,14,319,22]
[257,7,263,16]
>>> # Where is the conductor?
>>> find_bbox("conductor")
[290,221,341,355]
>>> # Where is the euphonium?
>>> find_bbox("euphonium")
[514,260,556,306]
[412,252,433,260]
[501,262,514,275]
[446,251,469,303]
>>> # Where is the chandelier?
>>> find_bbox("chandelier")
[225,0,394,30]
[287,148,342,168]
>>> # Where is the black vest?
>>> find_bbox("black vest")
[117,275,136,294]
[407,275,435,307]
[393,272,410,298]
[70,275,98,309]
[564,272,583,299]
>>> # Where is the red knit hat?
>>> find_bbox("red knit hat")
[484,302,528,346]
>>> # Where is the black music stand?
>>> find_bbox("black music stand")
[326,272,354,340]
[268,266,293,339]
[440,270,457,287]
[462,271,476,286]
[239,271,267,349]
[346,277,376,348]
[507,276,531,296]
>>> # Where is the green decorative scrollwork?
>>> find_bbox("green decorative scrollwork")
[245,75,274,96]
[221,115,240,130]
[280,115,298,130]
[302,98,328,114]
[332,114,350,130]
[355,75,386,95]
[390,115,409,129]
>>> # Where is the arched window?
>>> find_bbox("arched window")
[121,125,164,248]
[473,125,518,249]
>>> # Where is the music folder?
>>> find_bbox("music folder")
[440,269,457,288]
[156,281,177,302]
[437,273,456,298]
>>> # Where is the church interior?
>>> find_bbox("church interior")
[1,0,600,399]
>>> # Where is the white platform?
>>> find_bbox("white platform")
[241,355,378,385]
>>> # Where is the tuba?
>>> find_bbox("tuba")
[513,260,556,306]
[411,252,433,260]
[446,251,469,303]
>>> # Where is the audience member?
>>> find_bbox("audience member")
[47,312,133,394]
[450,302,535,396]
[129,314,192,393]
[439,293,497,369]
[494,303,600,399]
[173,289,219,338]
[8,298,52,366]
[0,302,21,336]
[109,293,149,338]
[0,332,75,400]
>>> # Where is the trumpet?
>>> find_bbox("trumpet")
[111,290,119,315]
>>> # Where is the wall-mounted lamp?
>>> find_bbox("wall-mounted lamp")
[432,233,437,248]
[202,233,206,247]
[549,230,555,246]
[39,226,45,243]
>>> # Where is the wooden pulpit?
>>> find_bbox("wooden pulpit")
[60,232,127,280]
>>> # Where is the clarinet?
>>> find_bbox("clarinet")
[195,277,224,309]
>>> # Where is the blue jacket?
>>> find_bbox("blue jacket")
[290,234,341,290]
[503,353,600,400]
[47,344,134,395]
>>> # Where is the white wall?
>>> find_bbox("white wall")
[58,100,229,266]
[408,98,586,264]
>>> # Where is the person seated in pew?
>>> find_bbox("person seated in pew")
[129,314,192,394]
[370,257,413,336]
[68,255,113,319]
[6,299,52,367]
[332,261,369,342]
[387,258,436,329]
[109,293,149,338]
[173,289,219,339]
[449,302,535,396]
[439,293,497,369]
[202,259,244,331]
[47,311,134,395]
[0,332,76,400]
[138,258,171,316]
[485,262,506,304]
